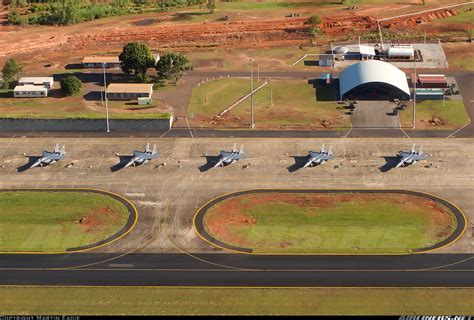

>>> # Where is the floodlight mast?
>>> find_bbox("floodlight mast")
[102,62,110,133]
[249,58,254,129]
[412,59,416,129]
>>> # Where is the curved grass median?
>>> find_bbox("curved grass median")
[0,190,131,252]
[200,191,459,254]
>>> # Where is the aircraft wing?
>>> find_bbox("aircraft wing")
[399,151,412,158]
[309,151,321,158]
[133,151,143,157]
[219,151,232,158]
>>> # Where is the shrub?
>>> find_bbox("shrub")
[60,75,82,95]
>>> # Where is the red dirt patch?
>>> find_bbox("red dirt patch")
[80,206,123,233]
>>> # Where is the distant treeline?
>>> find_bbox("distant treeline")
[8,0,208,26]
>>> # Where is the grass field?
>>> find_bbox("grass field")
[400,99,470,129]
[2,287,474,315]
[0,191,130,252]
[188,78,349,129]
[0,89,171,120]
[203,192,456,254]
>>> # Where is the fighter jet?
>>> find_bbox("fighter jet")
[395,144,427,168]
[213,143,244,168]
[124,143,159,168]
[303,144,335,168]
[31,144,66,168]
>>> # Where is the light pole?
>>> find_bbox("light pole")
[102,62,110,133]
[249,58,254,129]
[412,59,416,129]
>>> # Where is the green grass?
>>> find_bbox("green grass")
[188,78,348,129]
[2,287,474,315]
[0,191,130,252]
[449,56,474,71]
[401,99,470,129]
[216,1,331,11]
[204,192,456,253]
[0,112,171,120]
[438,9,474,26]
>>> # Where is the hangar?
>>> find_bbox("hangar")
[339,60,410,100]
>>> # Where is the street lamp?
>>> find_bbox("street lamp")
[102,62,110,133]
[249,58,254,129]
[412,59,416,129]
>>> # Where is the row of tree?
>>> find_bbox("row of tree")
[119,42,191,84]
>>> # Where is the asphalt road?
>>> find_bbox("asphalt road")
[1,253,474,286]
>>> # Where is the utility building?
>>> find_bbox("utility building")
[339,60,410,101]
[18,77,54,89]
[107,83,153,100]
[13,85,48,98]
[82,56,121,68]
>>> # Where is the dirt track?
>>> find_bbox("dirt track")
[0,3,469,61]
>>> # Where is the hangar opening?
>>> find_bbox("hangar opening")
[339,60,410,101]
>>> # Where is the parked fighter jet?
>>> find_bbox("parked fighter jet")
[31,144,66,168]
[303,144,335,168]
[213,143,244,168]
[124,143,159,168]
[395,144,427,168]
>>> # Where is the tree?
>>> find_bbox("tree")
[119,42,155,82]
[155,52,191,85]
[60,75,82,95]
[1,58,22,89]
[305,15,321,27]
[467,29,473,42]
[304,15,322,39]
[207,0,216,13]
[50,0,82,25]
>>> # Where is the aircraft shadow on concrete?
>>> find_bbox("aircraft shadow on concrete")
[379,156,400,173]
[16,156,42,172]
[199,155,221,172]
[287,156,310,172]
[110,155,135,172]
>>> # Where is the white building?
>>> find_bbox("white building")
[18,77,54,89]
[13,85,48,98]
[358,45,375,60]
[339,60,410,101]
[82,56,121,68]
[107,83,153,100]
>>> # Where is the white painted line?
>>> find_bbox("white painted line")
[447,118,472,138]
[185,117,194,139]
[400,127,410,138]
[343,123,353,138]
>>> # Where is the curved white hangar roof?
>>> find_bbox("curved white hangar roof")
[339,60,410,100]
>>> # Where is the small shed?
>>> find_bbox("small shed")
[18,77,54,89]
[319,54,333,67]
[417,74,448,88]
[358,45,375,60]
[82,56,121,68]
[107,83,153,100]
[14,85,48,98]
[414,88,444,100]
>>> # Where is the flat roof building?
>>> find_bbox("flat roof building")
[18,77,54,89]
[359,45,375,60]
[82,56,121,68]
[14,85,48,98]
[339,60,410,100]
[107,83,153,100]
